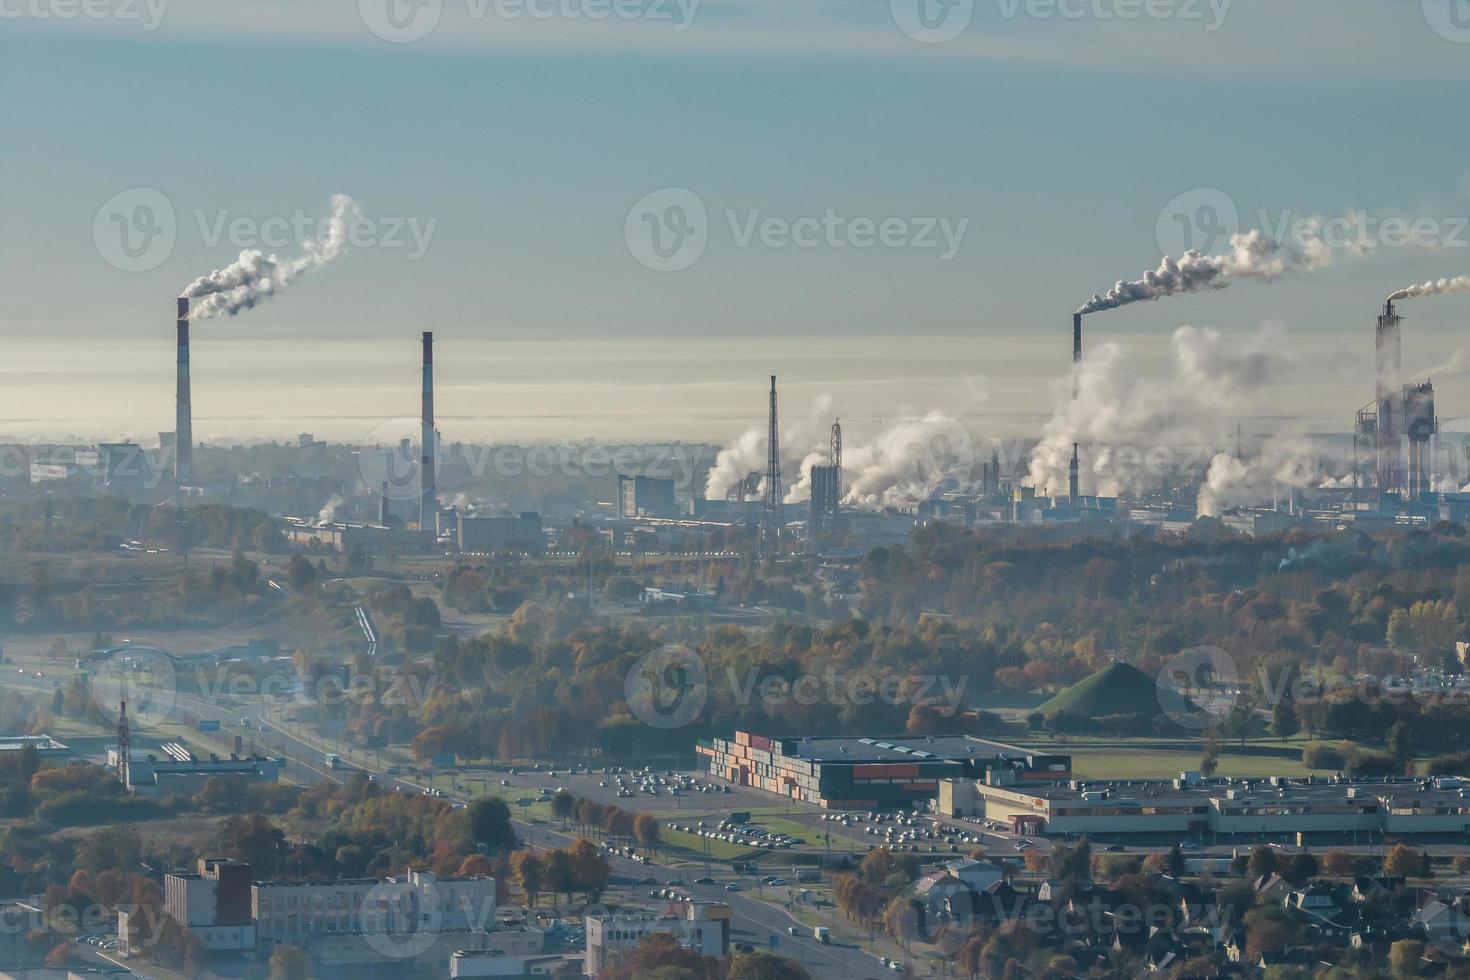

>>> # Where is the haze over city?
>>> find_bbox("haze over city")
[10,5,1470,980]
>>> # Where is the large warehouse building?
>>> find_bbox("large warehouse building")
[942,773,1470,840]
[698,731,1071,810]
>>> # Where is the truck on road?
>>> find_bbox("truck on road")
[325,753,341,769]
[813,927,830,944]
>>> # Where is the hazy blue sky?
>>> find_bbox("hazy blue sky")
[4,0,1470,444]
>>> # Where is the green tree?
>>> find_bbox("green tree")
[467,798,516,851]
[1247,844,1277,879]
[1271,696,1300,738]
[1166,843,1186,878]
[512,851,545,908]
[1387,721,1415,773]
[552,790,575,828]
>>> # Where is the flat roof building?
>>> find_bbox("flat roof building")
[0,734,73,768]
[699,731,1070,810]
[943,773,1470,840]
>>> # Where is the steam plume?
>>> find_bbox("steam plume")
[1197,435,1319,517]
[1389,276,1470,302]
[181,195,360,319]
[1028,323,1297,498]
[1077,229,1332,316]
[705,408,977,511]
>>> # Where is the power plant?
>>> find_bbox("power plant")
[1355,298,1440,501]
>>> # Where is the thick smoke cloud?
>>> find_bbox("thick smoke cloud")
[1197,435,1320,517]
[182,195,360,319]
[1389,276,1470,302]
[1077,229,1333,315]
[704,408,977,511]
[1027,323,1313,501]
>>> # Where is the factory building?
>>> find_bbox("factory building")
[455,511,544,554]
[940,773,1470,840]
[286,521,432,555]
[109,745,284,796]
[617,475,677,519]
[0,734,73,768]
[698,731,1070,810]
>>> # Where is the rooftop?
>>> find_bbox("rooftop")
[774,734,1043,764]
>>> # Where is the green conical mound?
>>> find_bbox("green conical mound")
[1036,661,1166,719]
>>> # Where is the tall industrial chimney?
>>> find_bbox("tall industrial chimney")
[760,375,783,556]
[1068,312,1082,503]
[420,331,436,531]
[175,297,192,484]
[1069,442,1079,507]
[1072,312,1082,377]
[1375,300,1403,495]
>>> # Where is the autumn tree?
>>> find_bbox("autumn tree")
[512,851,545,908]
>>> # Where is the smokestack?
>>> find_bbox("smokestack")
[175,297,192,484]
[420,331,436,531]
[1375,299,1403,496]
[761,375,783,555]
[1069,442,1079,507]
[1072,312,1082,398]
[380,480,390,525]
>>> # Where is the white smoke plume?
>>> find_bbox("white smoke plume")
[1389,276,1470,302]
[182,195,361,319]
[704,427,767,501]
[1077,228,1333,315]
[1197,435,1320,517]
[1028,323,1297,499]
[842,415,977,509]
[316,494,344,525]
[705,407,978,511]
